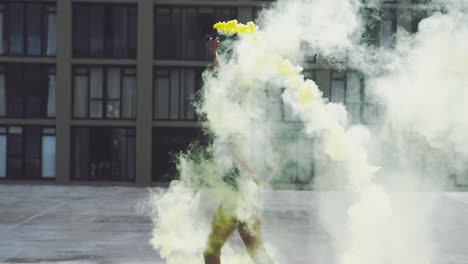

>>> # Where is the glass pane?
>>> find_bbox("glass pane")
[106,101,120,118]
[111,6,128,58]
[7,65,24,117]
[346,103,361,124]
[10,3,24,55]
[89,127,112,180]
[128,7,137,58]
[346,73,361,104]
[170,70,180,119]
[155,75,170,119]
[0,12,4,55]
[90,6,104,57]
[27,4,42,56]
[0,135,5,177]
[42,135,55,178]
[47,73,56,117]
[363,104,379,123]
[73,128,89,180]
[45,12,56,56]
[122,75,136,119]
[25,65,42,118]
[90,67,103,99]
[182,8,197,60]
[380,20,395,48]
[0,74,5,116]
[25,127,41,179]
[73,75,88,118]
[180,70,188,118]
[154,9,172,59]
[107,67,121,99]
[7,133,22,178]
[126,134,136,180]
[185,70,196,120]
[90,101,103,118]
[380,9,396,48]
[74,6,90,57]
[331,79,346,103]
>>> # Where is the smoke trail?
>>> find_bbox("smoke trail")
[147,0,468,263]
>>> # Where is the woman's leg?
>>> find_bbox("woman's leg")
[237,215,273,264]
[204,206,239,264]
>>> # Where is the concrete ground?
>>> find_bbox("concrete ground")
[0,185,468,264]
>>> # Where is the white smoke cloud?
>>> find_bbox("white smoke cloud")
[147,0,468,263]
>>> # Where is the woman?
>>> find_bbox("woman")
[203,37,273,264]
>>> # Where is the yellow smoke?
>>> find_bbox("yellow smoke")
[214,20,257,35]
[210,21,387,264]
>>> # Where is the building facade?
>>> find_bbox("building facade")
[0,0,429,186]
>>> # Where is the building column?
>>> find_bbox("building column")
[55,0,72,184]
[135,0,154,186]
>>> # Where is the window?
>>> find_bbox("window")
[330,71,380,124]
[152,127,205,182]
[0,126,55,180]
[72,127,136,181]
[154,6,237,60]
[73,66,137,119]
[0,2,56,57]
[0,64,56,118]
[362,8,396,48]
[154,67,202,120]
[73,4,137,58]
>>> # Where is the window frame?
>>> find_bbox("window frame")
[153,66,204,121]
[154,5,238,61]
[72,65,137,120]
[72,3,137,59]
[0,1,56,57]
[71,126,136,182]
[0,63,56,119]
[0,125,56,180]
[330,70,382,125]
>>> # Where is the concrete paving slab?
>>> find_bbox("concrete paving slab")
[0,185,467,264]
